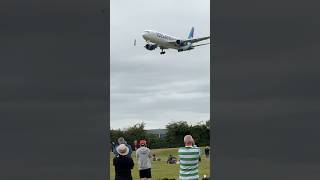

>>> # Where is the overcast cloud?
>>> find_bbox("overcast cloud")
[110,0,210,129]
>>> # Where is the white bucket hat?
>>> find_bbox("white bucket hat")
[116,144,129,156]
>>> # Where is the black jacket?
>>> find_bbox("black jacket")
[113,155,134,180]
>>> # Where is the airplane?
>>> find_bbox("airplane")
[134,27,210,55]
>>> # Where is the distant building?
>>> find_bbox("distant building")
[147,129,168,139]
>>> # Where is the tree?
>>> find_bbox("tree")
[124,122,147,148]
[110,120,211,149]
[165,121,191,147]
[165,121,210,147]
[110,129,125,144]
[190,122,210,146]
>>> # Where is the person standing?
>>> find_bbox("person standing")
[204,146,210,159]
[113,144,134,180]
[134,140,138,151]
[178,135,201,180]
[136,140,152,180]
[113,137,133,157]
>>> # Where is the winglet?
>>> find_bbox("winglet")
[188,27,194,39]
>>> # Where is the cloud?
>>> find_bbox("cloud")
[110,0,210,129]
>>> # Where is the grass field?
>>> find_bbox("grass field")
[110,147,210,180]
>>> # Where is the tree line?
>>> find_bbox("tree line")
[110,120,211,149]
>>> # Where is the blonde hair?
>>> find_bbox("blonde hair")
[184,135,194,145]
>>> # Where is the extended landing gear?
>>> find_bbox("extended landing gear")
[160,49,166,55]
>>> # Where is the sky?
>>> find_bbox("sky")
[110,0,210,129]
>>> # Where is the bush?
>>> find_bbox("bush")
[110,120,211,149]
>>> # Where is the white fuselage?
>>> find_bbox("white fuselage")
[142,30,181,50]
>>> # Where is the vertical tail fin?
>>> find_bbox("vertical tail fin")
[188,27,194,39]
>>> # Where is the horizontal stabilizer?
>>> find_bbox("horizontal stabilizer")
[133,39,148,47]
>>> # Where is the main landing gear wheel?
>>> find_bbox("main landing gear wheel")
[160,49,166,55]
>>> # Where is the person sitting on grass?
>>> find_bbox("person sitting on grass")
[113,144,134,180]
[167,155,177,164]
[178,135,201,180]
[167,155,172,164]
[136,140,152,180]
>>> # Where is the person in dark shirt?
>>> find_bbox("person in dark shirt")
[113,144,134,180]
[113,137,133,157]
[204,146,210,159]
[167,154,177,164]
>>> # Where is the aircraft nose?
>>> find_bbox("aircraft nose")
[142,31,151,40]
[142,32,147,39]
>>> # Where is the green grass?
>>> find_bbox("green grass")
[110,147,210,180]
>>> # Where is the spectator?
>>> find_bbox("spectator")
[134,140,138,151]
[111,141,116,153]
[113,137,133,157]
[167,155,177,164]
[152,154,156,161]
[113,144,134,180]
[136,140,152,180]
[167,155,172,164]
[204,146,210,159]
[178,135,201,180]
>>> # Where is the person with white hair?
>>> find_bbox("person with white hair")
[113,137,133,157]
[113,144,134,180]
[178,135,201,180]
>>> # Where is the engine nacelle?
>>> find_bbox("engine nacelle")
[145,44,157,50]
[175,39,186,46]
[178,44,194,52]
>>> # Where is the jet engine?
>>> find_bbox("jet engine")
[175,40,187,46]
[178,44,194,52]
[145,44,157,50]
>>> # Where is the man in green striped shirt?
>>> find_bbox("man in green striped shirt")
[178,135,201,180]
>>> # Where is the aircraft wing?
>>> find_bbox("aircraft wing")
[192,42,210,47]
[167,36,210,45]
[186,36,210,44]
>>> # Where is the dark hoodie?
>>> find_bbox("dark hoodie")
[113,155,134,180]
